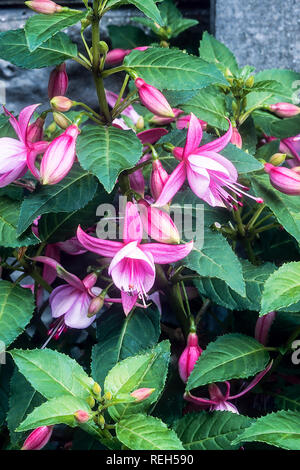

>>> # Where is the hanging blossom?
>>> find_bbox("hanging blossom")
[155,113,263,209]
[184,362,273,414]
[0,104,48,188]
[77,201,193,315]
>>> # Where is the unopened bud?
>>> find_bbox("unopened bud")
[53,112,70,130]
[255,311,276,346]
[50,96,73,113]
[27,117,45,143]
[86,396,95,408]
[105,48,131,66]
[136,116,144,130]
[88,296,104,318]
[48,63,68,100]
[135,78,174,118]
[92,382,102,396]
[130,388,155,402]
[25,0,62,14]
[269,153,286,166]
[103,392,112,401]
[74,410,90,423]
[230,127,243,149]
[178,332,202,383]
[21,426,53,450]
[245,75,255,88]
[98,415,105,429]
[269,102,300,118]
[150,159,169,201]
[99,41,109,56]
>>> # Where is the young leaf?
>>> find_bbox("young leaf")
[174,411,253,450]
[105,0,164,26]
[92,306,161,388]
[76,125,143,193]
[275,385,300,412]
[124,48,228,91]
[159,0,198,38]
[104,341,170,421]
[0,197,39,247]
[232,410,300,450]
[0,281,35,348]
[186,334,270,391]
[0,30,77,69]
[10,348,94,400]
[199,32,239,75]
[17,164,98,236]
[116,413,184,450]
[108,25,151,49]
[261,262,300,314]
[17,395,91,431]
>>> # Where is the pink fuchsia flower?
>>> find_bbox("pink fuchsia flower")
[0,104,48,188]
[48,63,68,100]
[25,0,62,14]
[22,426,53,450]
[56,236,87,256]
[261,134,300,164]
[269,102,300,118]
[27,125,79,185]
[264,163,300,195]
[176,114,207,131]
[77,201,193,315]
[230,127,243,149]
[149,108,184,126]
[138,199,180,244]
[150,159,169,201]
[184,362,273,414]
[135,78,174,118]
[178,332,202,383]
[255,311,276,346]
[155,113,263,209]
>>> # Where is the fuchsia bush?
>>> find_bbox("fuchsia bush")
[0,0,299,452]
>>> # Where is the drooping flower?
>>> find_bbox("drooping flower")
[178,332,202,383]
[22,426,53,450]
[264,163,300,195]
[184,362,273,414]
[77,202,193,315]
[155,113,263,209]
[48,63,69,100]
[135,78,174,118]
[255,311,277,345]
[0,104,48,187]
[27,125,79,185]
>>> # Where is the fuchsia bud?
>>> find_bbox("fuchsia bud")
[82,272,98,290]
[178,332,202,383]
[135,78,174,118]
[139,199,180,244]
[255,311,276,346]
[25,0,62,14]
[150,159,169,201]
[230,127,243,149]
[131,388,155,401]
[38,125,79,185]
[269,153,286,166]
[48,63,69,100]
[22,426,53,450]
[264,163,300,195]
[149,108,183,125]
[106,49,131,66]
[27,117,45,143]
[269,102,300,118]
[50,96,73,113]
[88,295,104,317]
[74,410,90,423]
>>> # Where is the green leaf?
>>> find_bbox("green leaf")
[25,11,86,52]
[108,25,151,49]
[0,361,14,428]
[174,411,253,450]
[232,410,300,450]
[104,341,170,421]
[105,0,163,26]
[159,0,198,38]
[275,385,300,412]
[251,174,300,244]
[194,260,276,312]
[7,370,44,445]
[17,395,91,431]
[267,115,300,140]
[186,333,270,391]
[0,281,35,348]
[182,86,228,130]
[0,197,39,247]
[92,306,160,388]
[261,262,300,314]
[10,348,94,400]
[17,164,98,236]
[124,48,228,91]
[76,125,142,193]
[199,32,239,75]
[0,29,77,69]
[116,413,184,450]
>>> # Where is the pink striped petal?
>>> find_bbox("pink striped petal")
[0,138,27,172]
[183,113,203,159]
[121,291,139,316]
[154,161,187,206]
[49,285,79,318]
[77,226,123,257]
[228,361,273,400]
[33,256,84,291]
[141,240,193,264]
[123,202,143,243]
[186,165,210,198]
[198,120,232,153]
[64,291,94,329]
[18,104,41,144]
[43,244,61,285]
[0,163,27,188]
[137,128,168,145]
[188,154,230,175]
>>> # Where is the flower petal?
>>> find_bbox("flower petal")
[49,285,79,318]
[18,104,41,144]
[121,291,139,316]
[123,202,143,243]
[0,138,27,172]
[77,226,123,258]
[154,160,186,206]
[183,113,203,158]
[137,128,168,145]
[64,291,95,329]
[198,119,232,153]
[186,165,210,198]
[141,240,193,264]
[33,256,84,291]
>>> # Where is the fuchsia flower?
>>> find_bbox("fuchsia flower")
[77,202,193,315]
[27,125,79,185]
[138,199,180,244]
[264,163,300,195]
[0,104,48,188]
[178,332,202,383]
[22,426,53,450]
[255,311,276,346]
[135,78,174,118]
[269,102,300,118]
[48,63,69,100]
[184,362,273,414]
[230,127,243,149]
[155,113,263,209]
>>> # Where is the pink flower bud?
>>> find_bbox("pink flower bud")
[129,169,145,197]
[139,199,180,244]
[50,96,73,113]
[135,78,174,118]
[74,410,90,423]
[269,102,300,118]
[178,332,202,383]
[48,63,69,100]
[130,387,155,401]
[230,127,243,149]
[150,159,169,201]
[88,296,104,317]
[106,49,131,66]
[39,125,79,185]
[149,108,183,125]
[264,163,300,195]
[255,311,276,345]
[22,426,53,450]
[27,117,45,143]
[25,0,62,14]
[82,272,98,290]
